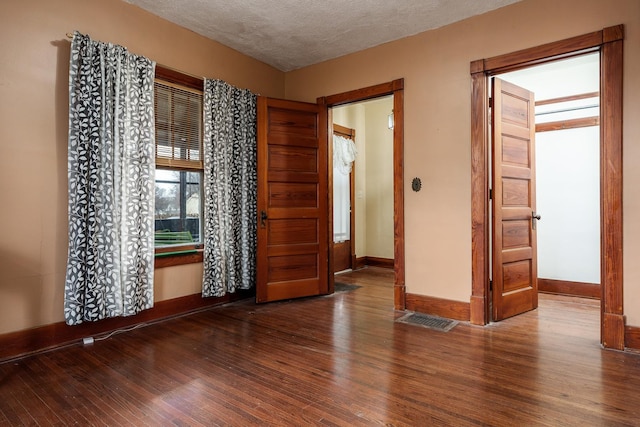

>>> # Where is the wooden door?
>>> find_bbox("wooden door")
[492,78,538,321]
[256,97,329,303]
[332,124,356,272]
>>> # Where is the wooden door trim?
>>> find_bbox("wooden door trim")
[470,25,624,349]
[323,80,404,107]
[538,278,600,300]
[333,123,355,137]
[319,78,406,309]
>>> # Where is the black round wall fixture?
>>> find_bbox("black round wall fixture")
[412,177,422,192]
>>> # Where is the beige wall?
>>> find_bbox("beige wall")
[0,0,284,335]
[333,97,394,260]
[285,0,640,323]
[363,98,394,259]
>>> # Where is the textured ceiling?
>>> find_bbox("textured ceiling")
[125,0,522,72]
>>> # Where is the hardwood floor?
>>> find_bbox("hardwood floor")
[2,267,640,426]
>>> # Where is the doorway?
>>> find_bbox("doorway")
[488,53,601,321]
[470,25,624,349]
[319,79,406,309]
[332,96,395,274]
[498,53,601,302]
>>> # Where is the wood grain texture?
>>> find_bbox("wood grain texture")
[535,91,599,106]
[483,30,602,73]
[354,257,367,270]
[326,104,335,293]
[257,97,328,303]
[393,87,406,310]
[625,325,640,351]
[333,240,351,272]
[363,256,394,269]
[405,293,470,321]
[154,251,203,268]
[155,64,203,91]
[470,69,490,325]
[268,182,318,208]
[536,116,599,132]
[492,78,538,321]
[603,24,624,43]
[3,267,640,425]
[352,257,394,270]
[538,278,600,299]
[0,290,253,362]
[600,28,625,350]
[323,80,404,107]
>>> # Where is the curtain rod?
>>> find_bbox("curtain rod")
[63,31,242,90]
[64,32,207,85]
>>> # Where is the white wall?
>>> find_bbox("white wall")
[536,127,600,283]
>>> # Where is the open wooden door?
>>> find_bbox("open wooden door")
[492,78,539,321]
[256,97,329,303]
[332,124,356,273]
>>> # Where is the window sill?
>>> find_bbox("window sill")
[155,245,204,269]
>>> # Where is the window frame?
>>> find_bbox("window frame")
[154,66,205,268]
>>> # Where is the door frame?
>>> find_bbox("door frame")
[470,25,624,349]
[318,79,406,308]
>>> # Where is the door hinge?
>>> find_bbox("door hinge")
[489,280,493,291]
[489,189,493,200]
[489,97,493,108]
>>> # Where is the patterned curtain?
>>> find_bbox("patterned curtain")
[202,79,257,297]
[65,32,156,325]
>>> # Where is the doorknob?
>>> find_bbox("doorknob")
[260,210,268,228]
[532,211,541,230]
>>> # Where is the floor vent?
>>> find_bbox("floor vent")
[396,312,458,332]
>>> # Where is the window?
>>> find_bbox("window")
[155,169,202,242]
[154,68,204,263]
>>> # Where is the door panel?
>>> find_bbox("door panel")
[268,254,318,282]
[268,183,318,208]
[333,240,351,272]
[268,218,318,244]
[269,145,318,171]
[257,97,328,303]
[492,78,538,321]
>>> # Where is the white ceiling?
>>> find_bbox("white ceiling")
[124,0,522,72]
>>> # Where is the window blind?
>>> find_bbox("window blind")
[154,80,203,169]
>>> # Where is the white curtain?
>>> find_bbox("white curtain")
[65,32,156,325]
[201,79,257,297]
[333,135,357,242]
